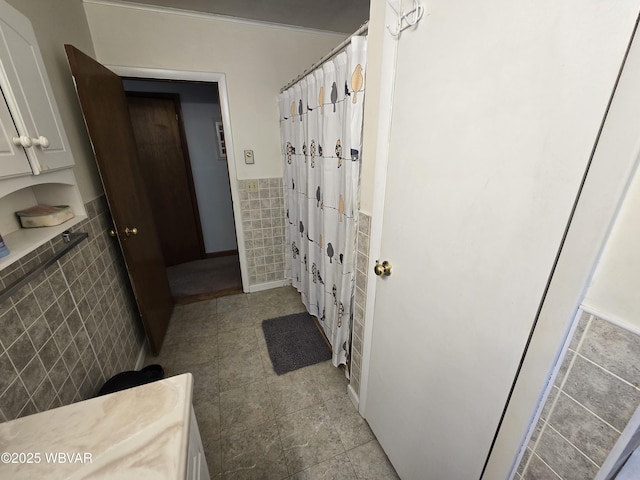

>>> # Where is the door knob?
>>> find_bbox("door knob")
[124,227,138,236]
[108,228,117,237]
[374,260,392,277]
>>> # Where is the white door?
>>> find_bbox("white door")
[362,2,640,479]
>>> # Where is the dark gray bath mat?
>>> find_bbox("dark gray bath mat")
[262,312,332,375]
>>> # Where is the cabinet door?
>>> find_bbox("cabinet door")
[0,90,30,177]
[0,2,73,174]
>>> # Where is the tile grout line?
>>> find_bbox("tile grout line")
[531,452,563,479]
[572,351,640,392]
[521,313,592,476]
[559,390,623,434]
[545,424,601,469]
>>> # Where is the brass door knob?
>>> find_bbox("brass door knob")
[124,227,138,236]
[374,260,392,277]
[108,228,117,237]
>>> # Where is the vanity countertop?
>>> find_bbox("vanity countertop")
[0,373,193,479]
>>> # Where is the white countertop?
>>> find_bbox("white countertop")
[0,373,193,480]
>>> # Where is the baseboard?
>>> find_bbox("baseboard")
[135,341,149,370]
[347,383,360,410]
[205,249,238,258]
[248,279,290,292]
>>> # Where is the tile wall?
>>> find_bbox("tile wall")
[516,312,640,479]
[238,179,286,286]
[0,196,145,422]
[350,211,371,397]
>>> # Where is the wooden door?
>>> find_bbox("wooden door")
[126,93,205,266]
[65,45,173,355]
[362,2,640,479]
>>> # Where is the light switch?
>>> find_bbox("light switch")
[244,150,255,164]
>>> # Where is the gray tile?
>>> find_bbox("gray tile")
[267,369,324,416]
[562,355,640,431]
[219,380,275,436]
[0,378,29,420]
[324,395,374,450]
[569,311,592,351]
[217,294,249,314]
[7,333,37,373]
[278,404,345,474]
[194,397,221,444]
[48,358,71,393]
[219,349,265,392]
[540,386,559,422]
[202,437,222,479]
[20,356,47,395]
[548,392,620,466]
[165,314,218,345]
[33,277,56,313]
[522,454,561,479]
[0,351,17,395]
[0,307,26,350]
[217,307,256,333]
[517,447,532,476]
[221,421,288,480]
[579,317,640,386]
[290,453,358,480]
[173,299,218,321]
[306,361,348,402]
[347,439,399,480]
[553,350,574,388]
[173,334,218,367]
[25,312,52,358]
[218,327,258,360]
[535,426,599,479]
[14,292,42,328]
[188,361,220,404]
[33,377,57,412]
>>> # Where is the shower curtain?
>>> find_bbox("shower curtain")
[278,37,367,368]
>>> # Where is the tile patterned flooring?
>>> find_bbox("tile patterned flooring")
[145,286,399,480]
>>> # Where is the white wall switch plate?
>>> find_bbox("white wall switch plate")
[244,150,255,164]
[246,180,258,192]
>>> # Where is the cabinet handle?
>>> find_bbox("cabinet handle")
[11,135,49,149]
[12,135,33,148]
[32,136,50,149]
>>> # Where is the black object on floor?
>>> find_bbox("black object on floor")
[97,364,165,396]
[262,312,332,375]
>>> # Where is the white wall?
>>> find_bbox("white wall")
[122,79,237,253]
[82,0,346,182]
[583,162,640,329]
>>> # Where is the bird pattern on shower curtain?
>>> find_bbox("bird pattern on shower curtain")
[279,37,367,368]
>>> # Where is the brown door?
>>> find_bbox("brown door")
[126,93,205,266]
[65,45,173,355]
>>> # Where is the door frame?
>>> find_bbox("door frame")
[107,65,248,292]
[360,5,640,479]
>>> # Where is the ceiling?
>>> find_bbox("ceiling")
[115,0,370,34]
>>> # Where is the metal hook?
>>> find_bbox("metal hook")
[386,0,425,37]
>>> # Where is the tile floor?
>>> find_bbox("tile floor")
[145,286,399,480]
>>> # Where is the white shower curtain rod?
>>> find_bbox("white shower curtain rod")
[280,20,369,93]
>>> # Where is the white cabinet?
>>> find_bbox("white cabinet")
[187,406,211,480]
[0,0,74,176]
[0,88,31,177]
[0,0,85,271]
